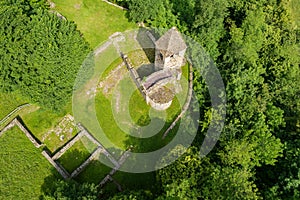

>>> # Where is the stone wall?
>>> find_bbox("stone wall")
[42,151,70,179]
[0,118,42,148]
[0,104,30,129]
[122,53,146,99]
[15,119,43,148]
[0,113,131,185]
[52,131,84,160]
[70,146,103,178]
[99,149,131,189]
[162,63,194,139]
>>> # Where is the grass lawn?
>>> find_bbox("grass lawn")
[95,53,189,151]
[52,0,137,48]
[21,109,66,140]
[0,91,28,120]
[58,136,97,173]
[75,160,112,183]
[290,0,300,27]
[0,127,58,199]
[20,99,75,152]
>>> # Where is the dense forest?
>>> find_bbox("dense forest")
[108,0,300,199]
[1,0,299,199]
[0,0,91,111]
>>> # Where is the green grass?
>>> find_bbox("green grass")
[0,91,28,120]
[0,127,58,199]
[58,137,96,173]
[75,160,112,183]
[95,74,186,152]
[95,91,127,148]
[21,108,66,140]
[43,124,79,153]
[52,0,137,48]
[129,90,151,126]
[290,0,300,27]
[20,100,75,151]
[100,57,123,81]
[127,49,153,68]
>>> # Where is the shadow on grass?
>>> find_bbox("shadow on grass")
[58,148,91,174]
[136,28,156,63]
[40,168,102,200]
[123,118,179,153]
[39,168,62,199]
[136,64,155,79]
[75,160,112,184]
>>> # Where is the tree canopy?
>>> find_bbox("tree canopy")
[1,0,299,199]
[120,0,300,199]
[0,0,91,111]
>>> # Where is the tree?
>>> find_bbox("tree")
[108,190,153,200]
[41,179,99,200]
[0,4,91,111]
[157,145,261,199]
[127,0,180,29]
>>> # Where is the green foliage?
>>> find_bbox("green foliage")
[108,190,153,200]
[157,146,201,199]
[158,146,261,199]
[191,0,228,59]
[200,166,260,200]
[0,0,48,16]
[127,0,180,28]
[124,0,299,199]
[0,5,91,111]
[41,179,99,200]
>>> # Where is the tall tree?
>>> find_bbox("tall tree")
[0,4,91,111]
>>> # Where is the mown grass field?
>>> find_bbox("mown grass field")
[0,127,58,199]
[52,0,137,48]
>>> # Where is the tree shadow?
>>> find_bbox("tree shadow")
[58,148,91,174]
[123,117,179,153]
[39,168,63,199]
[136,28,158,63]
[40,167,101,199]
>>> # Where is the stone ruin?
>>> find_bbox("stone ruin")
[142,27,187,110]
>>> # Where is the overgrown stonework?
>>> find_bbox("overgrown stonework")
[122,27,187,110]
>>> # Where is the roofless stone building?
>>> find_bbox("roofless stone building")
[141,27,187,110]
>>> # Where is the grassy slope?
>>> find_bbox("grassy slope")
[19,0,137,142]
[75,160,112,183]
[52,0,136,48]
[0,127,58,199]
[58,137,97,173]
[95,61,189,151]
[0,92,28,120]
